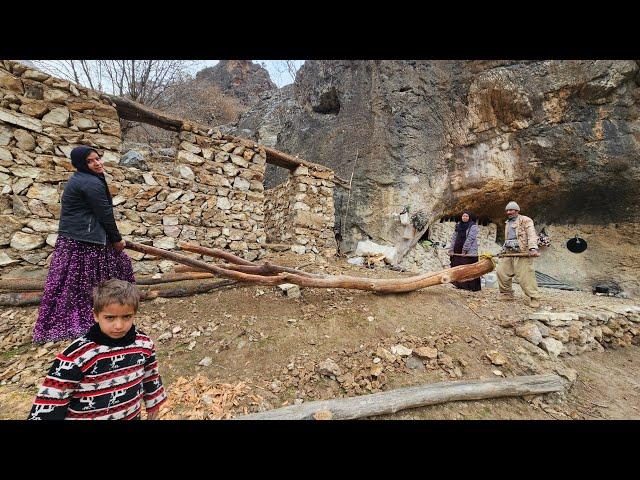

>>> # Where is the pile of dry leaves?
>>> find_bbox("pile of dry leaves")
[153,375,264,420]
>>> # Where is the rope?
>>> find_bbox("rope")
[479,252,497,269]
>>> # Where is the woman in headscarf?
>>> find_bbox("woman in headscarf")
[447,210,481,291]
[33,146,135,343]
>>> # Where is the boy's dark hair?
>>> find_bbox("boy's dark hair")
[92,279,140,313]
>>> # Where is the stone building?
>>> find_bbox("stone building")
[0,60,337,276]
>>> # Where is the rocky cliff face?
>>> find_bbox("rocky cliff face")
[231,60,640,295]
[196,61,277,107]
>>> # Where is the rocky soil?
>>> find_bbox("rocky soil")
[1,252,639,420]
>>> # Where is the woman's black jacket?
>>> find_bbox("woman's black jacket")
[57,171,122,245]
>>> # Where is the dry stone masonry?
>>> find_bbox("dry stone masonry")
[0,60,337,276]
[513,305,640,357]
[1,60,122,270]
[263,164,337,257]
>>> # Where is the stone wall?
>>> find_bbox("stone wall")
[170,127,267,266]
[513,305,640,357]
[0,60,281,275]
[1,60,122,270]
[263,164,337,256]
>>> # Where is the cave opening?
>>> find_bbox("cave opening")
[312,87,341,115]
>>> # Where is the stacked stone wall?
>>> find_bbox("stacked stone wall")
[514,306,640,357]
[263,164,337,256]
[0,60,274,274]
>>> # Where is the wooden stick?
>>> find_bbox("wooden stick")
[0,291,43,307]
[136,272,216,285]
[177,242,256,266]
[125,241,494,293]
[139,279,238,299]
[178,243,322,278]
[236,374,565,420]
[0,271,218,291]
[0,280,239,306]
[172,265,209,274]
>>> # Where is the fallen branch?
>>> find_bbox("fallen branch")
[139,279,238,299]
[0,279,239,306]
[0,291,43,307]
[125,241,495,294]
[178,242,322,278]
[236,374,565,420]
[0,271,217,291]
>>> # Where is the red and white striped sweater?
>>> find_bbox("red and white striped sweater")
[29,325,167,420]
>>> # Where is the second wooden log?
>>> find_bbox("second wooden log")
[236,374,565,420]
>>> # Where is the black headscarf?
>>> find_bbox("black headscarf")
[455,210,477,233]
[453,210,477,253]
[70,146,113,205]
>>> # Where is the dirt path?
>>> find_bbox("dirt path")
[1,254,639,420]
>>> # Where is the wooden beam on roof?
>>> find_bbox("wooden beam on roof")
[103,94,350,188]
[102,94,183,131]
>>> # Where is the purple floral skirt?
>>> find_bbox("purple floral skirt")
[32,236,135,344]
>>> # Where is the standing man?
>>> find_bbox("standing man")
[496,201,541,308]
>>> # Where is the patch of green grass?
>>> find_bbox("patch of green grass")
[1,343,30,361]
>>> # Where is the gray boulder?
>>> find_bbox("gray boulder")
[119,150,149,171]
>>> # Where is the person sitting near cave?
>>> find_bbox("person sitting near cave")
[447,210,481,292]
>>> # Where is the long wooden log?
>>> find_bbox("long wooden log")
[0,291,43,307]
[139,279,238,299]
[125,241,495,293]
[136,272,217,285]
[0,279,239,307]
[0,271,218,291]
[177,242,256,266]
[236,374,565,420]
[104,95,183,131]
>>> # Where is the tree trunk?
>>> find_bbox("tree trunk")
[0,271,219,291]
[124,241,495,294]
[236,374,565,420]
[0,279,239,306]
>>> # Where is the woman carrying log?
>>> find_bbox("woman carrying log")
[32,146,134,343]
[447,211,481,292]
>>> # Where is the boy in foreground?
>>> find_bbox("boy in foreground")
[29,279,167,420]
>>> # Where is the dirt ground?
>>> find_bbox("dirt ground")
[1,252,639,420]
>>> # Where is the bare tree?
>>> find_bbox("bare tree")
[34,60,201,137]
[33,60,198,106]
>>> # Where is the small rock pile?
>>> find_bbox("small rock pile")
[266,331,462,401]
[513,305,640,357]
